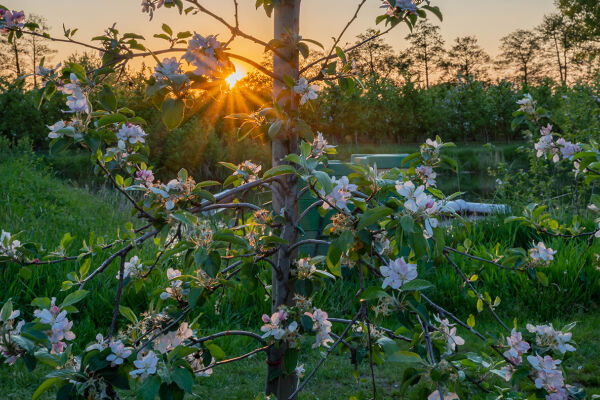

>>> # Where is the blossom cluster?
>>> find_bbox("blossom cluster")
[141,0,173,20]
[534,124,580,163]
[527,354,567,400]
[434,316,465,354]
[183,33,228,78]
[293,78,320,105]
[118,255,146,280]
[234,160,262,183]
[528,242,556,267]
[381,0,417,16]
[304,308,333,349]
[0,230,20,259]
[517,94,536,114]
[380,257,417,290]
[311,132,335,157]
[501,329,530,380]
[154,57,183,80]
[160,268,188,300]
[60,73,89,113]
[34,298,76,354]
[261,309,299,342]
[320,176,357,212]
[117,123,147,145]
[419,138,442,165]
[526,323,576,354]
[0,9,25,33]
[396,181,440,238]
[0,307,25,365]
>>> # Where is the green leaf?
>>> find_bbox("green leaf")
[467,314,476,328]
[212,232,248,248]
[400,215,415,233]
[99,85,117,111]
[162,23,173,36]
[401,279,433,292]
[161,98,185,130]
[33,377,64,400]
[283,348,299,375]
[476,298,484,312]
[360,286,389,301]
[313,171,333,194]
[388,351,422,363]
[0,299,13,322]
[263,165,296,180]
[119,306,138,324]
[268,120,284,140]
[357,206,393,231]
[139,376,162,400]
[300,314,314,331]
[171,367,193,393]
[206,343,226,360]
[60,290,89,308]
[97,113,127,127]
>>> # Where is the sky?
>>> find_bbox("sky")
[5,0,557,73]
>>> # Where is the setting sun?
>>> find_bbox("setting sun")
[225,68,246,88]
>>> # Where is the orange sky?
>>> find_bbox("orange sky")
[5,0,557,71]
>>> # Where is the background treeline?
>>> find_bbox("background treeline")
[1,2,600,182]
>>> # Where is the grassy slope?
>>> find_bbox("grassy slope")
[0,154,599,399]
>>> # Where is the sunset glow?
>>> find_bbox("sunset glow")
[225,69,246,88]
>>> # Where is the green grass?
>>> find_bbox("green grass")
[1,152,599,398]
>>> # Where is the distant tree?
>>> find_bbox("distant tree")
[496,29,542,87]
[348,29,411,82]
[0,14,55,84]
[442,36,490,81]
[537,13,582,85]
[405,21,445,88]
[556,0,600,38]
[25,15,57,88]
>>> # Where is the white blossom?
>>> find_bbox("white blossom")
[305,308,333,349]
[320,176,357,211]
[526,323,576,354]
[380,257,417,290]
[293,78,319,105]
[34,298,76,354]
[106,340,132,366]
[233,160,262,183]
[0,231,21,259]
[130,350,159,380]
[116,123,147,145]
[160,268,184,300]
[529,242,556,266]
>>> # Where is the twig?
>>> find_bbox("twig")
[287,239,330,253]
[109,255,126,338]
[96,161,154,221]
[417,315,444,400]
[192,330,266,345]
[443,251,510,332]
[193,345,272,374]
[444,246,522,271]
[288,307,364,400]
[328,318,411,342]
[79,230,158,288]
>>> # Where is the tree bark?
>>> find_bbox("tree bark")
[266,1,301,399]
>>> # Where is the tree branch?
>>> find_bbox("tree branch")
[79,229,158,288]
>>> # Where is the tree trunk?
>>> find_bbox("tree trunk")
[424,44,429,89]
[12,41,21,76]
[266,1,301,399]
[32,36,38,88]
